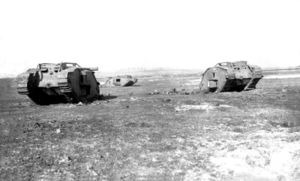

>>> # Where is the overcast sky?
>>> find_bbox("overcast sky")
[0,0,300,74]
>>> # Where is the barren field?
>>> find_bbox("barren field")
[1,71,300,181]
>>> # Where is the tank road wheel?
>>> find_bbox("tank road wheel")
[68,69,88,103]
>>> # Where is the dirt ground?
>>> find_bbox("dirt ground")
[0,71,300,181]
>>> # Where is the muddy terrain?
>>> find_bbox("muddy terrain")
[0,71,300,181]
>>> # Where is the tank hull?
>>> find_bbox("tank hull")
[104,76,138,87]
[199,61,263,93]
[16,63,100,105]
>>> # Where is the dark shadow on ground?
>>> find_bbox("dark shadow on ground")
[99,94,118,101]
[131,84,141,87]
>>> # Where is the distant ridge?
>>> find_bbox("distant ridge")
[263,66,300,72]
[0,73,16,78]
[96,67,202,78]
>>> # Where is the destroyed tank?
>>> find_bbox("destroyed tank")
[16,62,100,105]
[199,61,263,93]
[105,75,138,87]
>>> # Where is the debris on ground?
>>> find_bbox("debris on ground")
[165,88,178,94]
[148,90,160,95]
[130,97,138,101]
[175,103,232,112]
[164,88,193,95]
[77,102,83,106]
[161,98,172,103]
[148,88,194,96]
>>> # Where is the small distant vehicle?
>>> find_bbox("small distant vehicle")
[104,75,138,87]
[16,62,100,105]
[199,61,263,93]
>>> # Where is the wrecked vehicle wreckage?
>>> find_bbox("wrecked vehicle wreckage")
[16,62,100,105]
[104,75,138,87]
[199,61,263,93]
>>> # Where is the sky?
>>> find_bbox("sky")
[0,0,300,75]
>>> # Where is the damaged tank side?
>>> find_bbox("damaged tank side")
[16,62,100,105]
[199,61,263,93]
[104,75,138,87]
